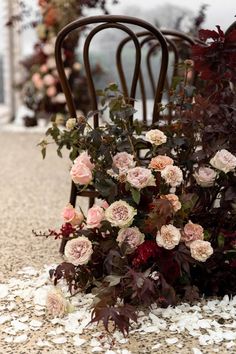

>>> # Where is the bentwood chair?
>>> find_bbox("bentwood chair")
[55,15,169,253]
[116,29,196,124]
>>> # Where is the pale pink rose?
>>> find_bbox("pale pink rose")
[32,73,43,90]
[126,167,156,189]
[43,74,55,86]
[40,64,48,73]
[182,221,204,247]
[64,236,93,265]
[156,224,181,250]
[160,194,181,212]
[46,289,68,317]
[74,151,94,171]
[43,43,55,56]
[112,152,135,173]
[87,205,105,228]
[46,85,57,97]
[105,200,137,228]
[70,162,93,185]
[161,165,183,187]
[149,155,174,171]
[62,203,84,226]
[53,93,66,103]
[190,240,213,262]
[184,59,194,66]
[96,199,109,209]
[146,129,167,146]
[210,149,236,173]
[116,227,145,252]
[194,167,217,187]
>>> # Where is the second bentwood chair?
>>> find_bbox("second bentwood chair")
[55,15,169,253]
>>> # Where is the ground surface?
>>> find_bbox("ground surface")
[0,130,235,354]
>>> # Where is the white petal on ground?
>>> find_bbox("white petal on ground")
[13,334,28,343]
[51,336,67,344]
[165,337,179,345]
[73,335,87,347]
[192,348,203,354]
[0,284,9,298]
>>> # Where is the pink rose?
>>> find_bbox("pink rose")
[40,64,48,73]
[74,151,94,171]
[46,85,57,97]
[87,205,105,228]
[116,227,145,252]
[105,200,137,228]
[194,167,217,187]
[210,149,236,173]
[62,203,84,226]
[96,199,109,209]
[32,73,43,90]
[190,240,213,262]
[46,289,68,317]
[160,194,181,212]
[112,152,135,173]
[161,165,183,187]
[182,221,204,247]
[126,167,156,189]
[43,74,55,86]
[149,155,174,171]
[156,224,181,250]
[70,161,92,185]
[64,236,93,266]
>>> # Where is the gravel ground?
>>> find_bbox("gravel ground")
[0,130,235,354]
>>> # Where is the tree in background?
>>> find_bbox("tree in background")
[8,0,118,126]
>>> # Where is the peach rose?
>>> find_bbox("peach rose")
[149,155,174,171]
[160,194,181,212]
[156,224,181,250]
[112,152,135,173]
[62,203,84,226]
[126,167,156,189]
[210,149,236,173]
[194,167,217,187]
[46,289,68,317]
[32,73,43,90]
[46,86,57,97]
[105,200,137,228]
[74,151,94,171]
[116,227,145,252]
[161,165,183,187]
[40,64,48,73]
[87,205,105,228]
[182,221,204,247]
[64,236,93,266]
[70,162,93,185]
[146,129,167,146]
[190,240,213,262]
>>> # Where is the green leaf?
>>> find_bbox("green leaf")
[41,147,46,159]
[104,275,121,286]
[131,188,141,204]
[217,233,225,248]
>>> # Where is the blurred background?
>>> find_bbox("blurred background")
[0,0,235,127]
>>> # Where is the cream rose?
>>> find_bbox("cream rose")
[87,205,105,228]
[146,129,167,146]
[70,162,93,185]
[112,152,136,173]
[105,200,137,228]
[116,227,145,252]
[126,167,156,189]
[149,155,174,171]
[74,151,94,171]
[160,194,181,212]
[46,289,68,317]
[210,149,236,173]
[194,167,217,187]
[66,118,77,130]
[161,165,183,187]
[156,224,181,250]
[182,221,204,247]
[64,236,93,266]
[190,240,213,262]
[62,203,84,226]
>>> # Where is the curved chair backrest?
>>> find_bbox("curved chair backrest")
[55,15,169,127]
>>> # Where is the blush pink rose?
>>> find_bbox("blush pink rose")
[64,236,93,266]
[62,203,84,226]
[105,200,137,228]
[149,155,174,171]
[43,74,55,86]
[46,85,57,97]
[156,224,181,250]
[161,165,183,187]
[40,64,48,73]
[87,205,105,228]
[126,167,156,189]
[46,289,68,317]
[74,151,94,171]
[182,221,204,247]
[194,167,217,187]
[112,152,135,173]
[190,240,213,262]
[116,227,145,253]
[32,73,43,90]
[210,149,236,173]
[70,161,92,185]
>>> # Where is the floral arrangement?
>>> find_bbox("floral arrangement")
[37,24,236,334]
